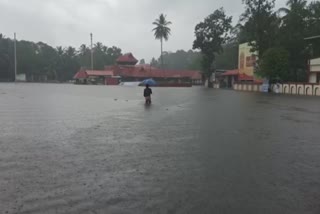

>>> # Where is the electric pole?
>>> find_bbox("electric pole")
[90,33,93,71]
[14,32,17,81]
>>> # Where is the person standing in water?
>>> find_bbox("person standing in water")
[144,84,152,104]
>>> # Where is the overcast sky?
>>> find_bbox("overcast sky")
[0,0,308,62]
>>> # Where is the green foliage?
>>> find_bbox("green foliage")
[150,57,159,67]
[152,14,172,41]
[241,0,279,58]
[0,35,122,82]
[0,35,14,80]
[152,14,172,68]
[215,43,239,70]
[259,47,290,81]
[139,59,146,64]
[151,46,238,71]
[306,1,320,58]
[157,50,202,70]
[238,0,319,82]
[193,8,232,76]
[92,43,121,70]
[278,0,312,81]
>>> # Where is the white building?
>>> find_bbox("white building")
[309,58,320,84]
[16,73,26,82]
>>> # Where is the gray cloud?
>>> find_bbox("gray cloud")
[0,0,308,62]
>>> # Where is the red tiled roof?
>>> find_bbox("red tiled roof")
[74,66,202,80]
[254,79,263,84]
[222,69,239,76]
[116,53,138,64]
[221,69,254,81]
[239,73,254,81]
[191,72,202,80]
[73,71,88,79]
[86,70,114,76]
[135,64,157,70]
[114,66,201,80]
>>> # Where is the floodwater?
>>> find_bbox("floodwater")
[0,83,320,214]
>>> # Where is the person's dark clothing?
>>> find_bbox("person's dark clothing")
[144,88,152,97]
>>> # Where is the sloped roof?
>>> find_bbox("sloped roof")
[73,71,88,79]
[222,69,239,76]
[86,70,114,76]
[116,53,138,64]
[74,65,202,80]
[239,73,254,81]
[114,66,201,80]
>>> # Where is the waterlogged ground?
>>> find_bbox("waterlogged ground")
[0,83,320,214]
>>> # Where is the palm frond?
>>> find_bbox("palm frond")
[152,13,172,41]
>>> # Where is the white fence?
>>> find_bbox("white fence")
[233,82,320,96]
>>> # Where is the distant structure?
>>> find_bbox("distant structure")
[219,42,260,88]
[74,53,202,86]
[116,53,138,66]
[309,58,320,83]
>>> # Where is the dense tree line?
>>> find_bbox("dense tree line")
[150,50,202,70]
[190,0,320,82]
[150,45,238,71]
[0,34,122,82]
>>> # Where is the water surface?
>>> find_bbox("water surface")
[0,83,320,214]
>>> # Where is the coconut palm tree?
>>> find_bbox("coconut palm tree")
[152,14,172,69]
[278,0,308,20]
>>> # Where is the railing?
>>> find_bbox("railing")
[233,82,320,96]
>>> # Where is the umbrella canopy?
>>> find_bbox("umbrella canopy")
[141,78,157,86]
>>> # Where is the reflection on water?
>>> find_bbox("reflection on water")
[0,83,320,214]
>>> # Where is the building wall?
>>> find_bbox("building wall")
[309,73,317,83]
[238,43,257,77]
[105,77,119,85]
[16,74,26,82]
[305,85,313,95]
[233,83,262,92]
[314,85,320,96]
[297,84,304,95]
[310,58,320,72]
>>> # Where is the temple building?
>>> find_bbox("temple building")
[74,53,202,86]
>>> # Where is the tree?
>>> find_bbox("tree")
[94,42,106,70]
[193,8,232,77]
[215,43,239,70]
[0,33,122,82]
[155,50,202,70]
[278,0,309,81]
[150,57,159,67]
[104,46,122,66]
[139,59,146,64]
[306,1,320,58]
[152,14,172,69]
[241,0,279,58]
[78,44,91,68]
[0,35,12,80]
[259,47,290,81]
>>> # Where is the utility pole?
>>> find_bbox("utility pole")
[14,32,17,81]
[90,33,93,71]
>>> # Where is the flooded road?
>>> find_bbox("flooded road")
[1,83,320,214]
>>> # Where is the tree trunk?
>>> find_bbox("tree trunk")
[160,38,163,69]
